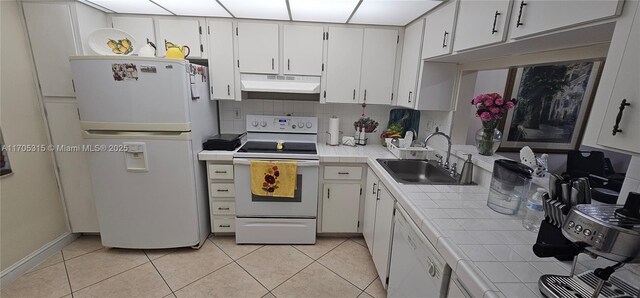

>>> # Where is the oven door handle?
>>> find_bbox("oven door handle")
[233,158,319,167]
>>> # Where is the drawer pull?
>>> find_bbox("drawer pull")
[612,99,630,136]
[214,170,227,174]
[219,224,231,228]
[338,172,350,175]
[218,207,230,210]
[217,189,229,192]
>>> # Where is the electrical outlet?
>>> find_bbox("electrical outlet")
[232,108,241,119]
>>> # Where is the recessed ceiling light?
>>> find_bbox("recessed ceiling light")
[219,0,289,20]
[87,0,172,15]
[152,0,231,17]
[288,0,360,23]
[349,0,441,26]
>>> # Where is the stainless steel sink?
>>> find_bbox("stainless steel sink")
[377,159,460,185]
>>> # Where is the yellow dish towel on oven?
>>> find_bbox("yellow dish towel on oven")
[250,160,297,198]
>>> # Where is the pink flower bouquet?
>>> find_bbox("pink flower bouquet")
[471,93,516,155]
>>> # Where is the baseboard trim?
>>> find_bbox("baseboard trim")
[0,232,79,287]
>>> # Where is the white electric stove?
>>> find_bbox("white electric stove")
[233,115,319,244]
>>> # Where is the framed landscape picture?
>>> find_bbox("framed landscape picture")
[499,60,603,152]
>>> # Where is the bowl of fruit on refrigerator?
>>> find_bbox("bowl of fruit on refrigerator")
[380,123,403,146]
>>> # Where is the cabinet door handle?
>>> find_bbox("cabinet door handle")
[214,170,227,174]
[218,207,230,210]
[408,91,412,103]
[338,172,350,175]
[217,189,229,192]
[164,39,168,50]
[364,89,367,101]
[491,11,501,34]
[227,85,230,96]
[372,182,377,194]
[353,89,356,100]
[219,224,231,228]
[327,188,330,199]
[442,31,449,48]
[287,59,290,70]
[612,99,631,136]
[516,1,527,27]
[272,58,274,70]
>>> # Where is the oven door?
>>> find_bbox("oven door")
[233,158,319,217]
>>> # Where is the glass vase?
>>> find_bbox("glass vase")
[475,127,502,156]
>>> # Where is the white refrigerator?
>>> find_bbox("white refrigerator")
[70,56,217,249]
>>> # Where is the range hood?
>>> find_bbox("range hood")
[240,74,321,101]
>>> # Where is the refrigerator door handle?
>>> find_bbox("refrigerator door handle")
[82,130,192,140]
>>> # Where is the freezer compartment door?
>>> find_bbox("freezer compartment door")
[70,58,191,128]
[85,134,201,248]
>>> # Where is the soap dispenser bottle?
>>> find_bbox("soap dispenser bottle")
[459,154,474,184]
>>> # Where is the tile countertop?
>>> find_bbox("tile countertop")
[199,144,639,297]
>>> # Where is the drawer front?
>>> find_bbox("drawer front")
[212,216,235,232]
[211,200,235,215]
[208,164,234,180]
[210,183,235,198]
[324,166,362,180]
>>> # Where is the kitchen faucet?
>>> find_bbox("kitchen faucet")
[423,127,452,170]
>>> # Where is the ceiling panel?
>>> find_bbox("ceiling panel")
[87,0,172,15]
[289,0,359,23]
[219,0,289,20]
[153,0,231,17]
[349,0,442,26]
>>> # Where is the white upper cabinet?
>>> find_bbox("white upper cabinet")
[325,27,364,103]
[422,0,458,59]
[283,24,324,76]
[207,20,235,100]
[157,18,205,58]
[596,1,640,153]
[23,2,77,97]
[111,16,155,55]
[237,22,279,74]
[453,0,512,52]
[508,0,623,39]
[396,19,425,108]
[359,28,399,105]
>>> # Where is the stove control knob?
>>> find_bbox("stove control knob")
[595,237,603,244]
[575,225,583,232]
[260,121,267,127]
[298,122,305,128]
[305,122,313,128]
[568,221,575,228]
[292,125,297,129]
[252,121,259,127]
[583,229,592,236]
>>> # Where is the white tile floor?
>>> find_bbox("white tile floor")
[1,235,387,298]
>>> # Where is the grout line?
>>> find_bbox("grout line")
[290,237,348,261]
[63,246,105,262]
[164,242,235,293]
[68,257,150,294]
[268,257,316,293]
[60,251,74,298]
[207,240,271,294]
[145,251,174,295]
[315,260,372,292]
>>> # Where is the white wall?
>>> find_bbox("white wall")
[219,100,451,145]
[0,0,69,271]
[465,69,510,145]
[461,69,632,174]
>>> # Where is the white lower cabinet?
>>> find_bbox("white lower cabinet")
[321,183,361,233]
[363,168,396,289]
[363,168,379,252]
[448,273,472,298]
[206,161,236,233]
